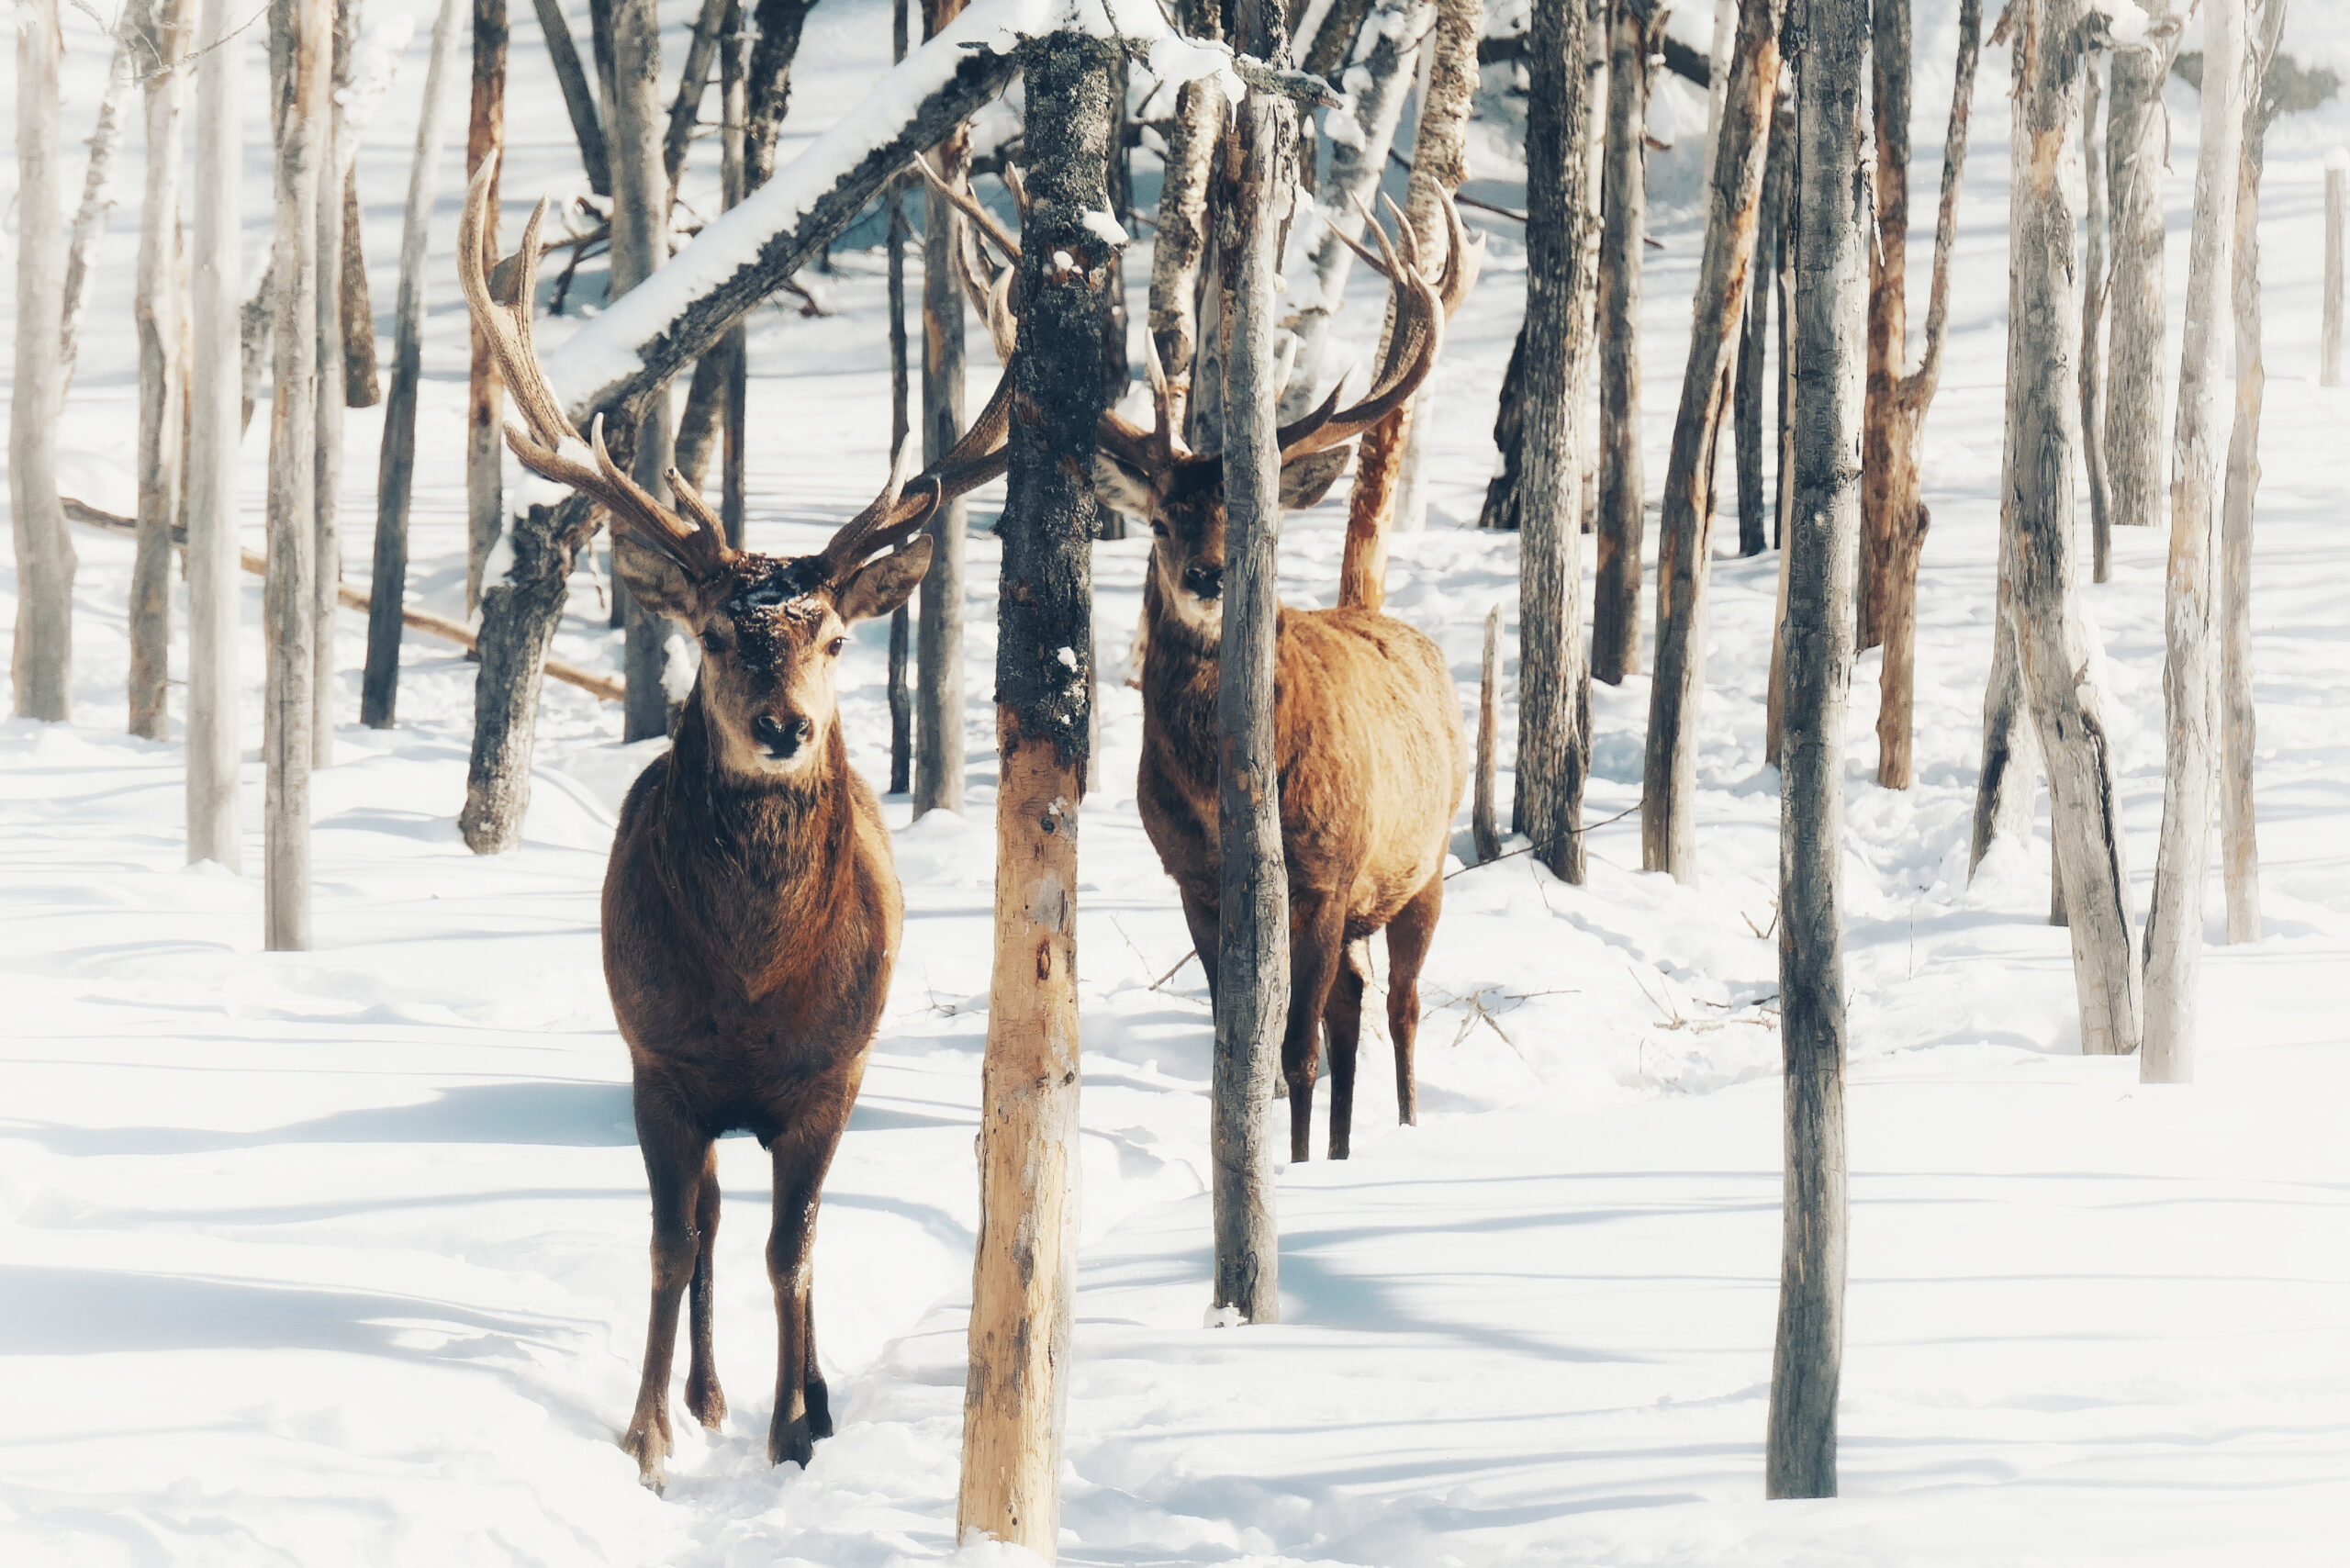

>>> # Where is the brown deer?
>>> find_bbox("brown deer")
[937,175,1476,1164]
[457,162,1009,1491]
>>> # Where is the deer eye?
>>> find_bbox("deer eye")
[1149,521,1169,540]
[825,637,846,657]
[700,633,725,655]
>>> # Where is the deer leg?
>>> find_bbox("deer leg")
[682,1142,726,1429]
[1325,943,1367,1160]
[1177,883,1221,1002]
[765,1103,850,1468]
[621,1097,713,1492]
[1284,896,1348,1163]
[1384,871,1444,1127]
[800,1273,832,1439]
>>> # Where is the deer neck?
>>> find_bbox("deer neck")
[1139,567,1226,785]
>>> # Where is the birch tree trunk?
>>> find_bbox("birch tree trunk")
[2080,44,2112,583]
[265,0,330,952]
[2005,0,2139,1058]
[464,0,506,610]
[913,0,970,812]
[2103,2,2172,530]
[1639,0,1785,884]
[364,0,464,729]
[530,0,609,193]
[312,0,356,765]
[11,0,75,723]
[1765,0,1863,1497]
[187,0,245,865]
[1732,62,1784,563]
[956,34,1112,1556]
[1594,0,1662,685]
[1509,0,1595,882]
[61,38,133,390]
[131,0,195,741]
[610,0,676,743]
[2142,0,2244,1085]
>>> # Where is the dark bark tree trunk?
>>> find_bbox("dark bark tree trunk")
[664,0,732,195]
[1639,0,1785,883]
[1762,88,1795,764]
[720,0,749,548]
[11,0,74,723]
[2103,4,2173,529]
[888,0,913,793]
[464,0,507,612]
[1594,0,1662,682]
[1474,603,1502,863]
[187,0,246,864]
[1732,64,1782,563]
[744,0,820,188]
[1764,0,1864,1501]
[956,30,1112,1553]
[130,0,194,741]
[914,0,972,815]
[2080,43,2111,582]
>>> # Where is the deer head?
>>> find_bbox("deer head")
[459,154,1009,782]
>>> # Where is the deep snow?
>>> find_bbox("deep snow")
[6,2,2350,1564]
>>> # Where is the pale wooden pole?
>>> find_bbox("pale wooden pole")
[2081,43,2113,583]
[1473,604,1502,864]
[1595,0,1662,683]
[609,0,675,743]
[12,0,76,723]
[186,0,246,867]
[464,0,506,611]
[1765,0,1864,1500]
[957,32,1112,1556]
[2104,1,2176,526]
[62,37,133,392]
[2143,0,2244,1085]
[131,0,195,741]
[913,0,972,813]
[313,0,356,766]
[1147,0,1222,439]
[2323,153,2344,387]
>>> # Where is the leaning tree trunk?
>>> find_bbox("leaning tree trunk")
[664,0,731,196]
[1509,0,1596,882]
[1732,55,1782,563]
[187,0,246,865]
[1339,0,1481,610]
[265,0,330,952]
[364,0,464,729]
[1766,0,1864,1499]
[742,0,820,189]
[464,0,506,610]
[2080,41,2112,583]
[956,33,1113,1558]
[2103,2,2173,532]
[12,0,75,723]
[913,0,972,814]
[1594,0,1662,684]
[1639,0,1785,884]
[530,0,609,193]
[609,0,676,744]
[2005,0,2139,1058]
[131,0,194,741]
[2219,0,2285,948]
[2142,0,2244,1085]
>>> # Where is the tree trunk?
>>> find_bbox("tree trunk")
[1150,0,1223,439]
[464,0,507,611]
[529,0,609,194]
[61,38,133,391]
[1594,0,1662,683]
[2103,4,2172,528]
[2325,161,2344,387]
[720,0,748,548]
[1732,56,1779,563]
[188,0,246,864]
[2220,1,2284,947]
[609,0,676,744]
[743,0,820,189]
[956,33,1112,1557]
[1858,0,1910,656]
[664,0,732,196]
[314,0,355,767]
[1474,603,1502,863]
[1639,0,1784,884]
[131,0,194,742]
[1339,0,1481,610]
[1969,470,2033,869]
[338,170,382,406]
[11,0,75,723]
[2005,0,2140,1058]
[2080,45,2111,583]
[2142,0,2244,1086]
[888,0,912,794]
[1764,0,1863,1502]
[364,0,464,730]
[265,0,330,952]
[1508,0,1595,882]
[1762,86,1795,766]
[913,0,971,813]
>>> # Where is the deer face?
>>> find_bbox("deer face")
[1097,449,1353,643]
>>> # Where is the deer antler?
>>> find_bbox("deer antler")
[815,364,1013,581]
[914,156,1023,364]
[1097,325,1185,476]
[1272,190,1452,463]
[456,152,733,581]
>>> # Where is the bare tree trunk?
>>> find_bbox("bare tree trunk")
[530,0,609,194]
[61,38,133,390]
[1762,90,1794,765]
[1149,0,1223,437]
[1508,0,1595,882]
[1639,0,1784,884]
[131,0,194,742]
[1732,60,1780,563]
[341,169,380,406]
[1474,603,1502,862]
[664,0,731,195]
[265,0,329,951]
[956,33,1111,1556]
[1969,443,2034,869]
[464,0,506,610]
[2142,0,2244,1085]
[2326,160,2345,387]
[1594,0,1662,683]
[888,0,912,794]
[2080,44,2111,583]
[313,0,356,767]
[2103,4,2173,529]
[742,0,820,189]
[1858,0,1911,656]
[1765,0,1864,1498]
[609,0,675,743]
[11,0,75,723]
[720,0,748,549]
[2220,0,2284,947]
[364,0,464,729]
[2005,0,2139,1058]
[913,0,971,812]
[187,0,245,864]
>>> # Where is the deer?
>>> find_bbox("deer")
[933,164,1477,1162]
[457,159,1009,1491]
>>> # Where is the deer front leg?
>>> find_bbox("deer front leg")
[682,1142,726,1429]
[622,1100,714,1492]
[1283,895,1348,1163]
[765,1103,850,1468]
[1324,943,1368,1160]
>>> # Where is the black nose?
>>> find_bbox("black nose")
[1182,562,1224,600]
[752,712,814,758]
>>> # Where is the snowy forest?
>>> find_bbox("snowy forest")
[6,0,2350,1560]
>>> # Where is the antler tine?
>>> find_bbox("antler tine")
[954,215,1002,323]
[1434,188,1484,319]
[1140,326,1181,467]
[457,160,575,458]
[984,263,1020,364]
[820,371,1015,579]
[1276,200,1445,464]
[589,418,732,575]
[912,152,1022,263]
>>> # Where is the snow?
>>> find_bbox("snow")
[9,2,2350,1565]
[1080,207,1128,248]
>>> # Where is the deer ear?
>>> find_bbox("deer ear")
[1092,452,1161,522]
[613,532,706,623]
[834,536,933,624]
[1278,446,1352,512]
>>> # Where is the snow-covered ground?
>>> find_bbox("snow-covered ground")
[7,2,2350,1563]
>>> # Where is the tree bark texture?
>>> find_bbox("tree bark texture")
[1149,69,1221,436]
[956,35,1111,1557]
[889,0,912,792]
[61,38,133,391]
[609,0,676,744]
[1732,60,1782,563]
[187,0,246,865]
[2081,47,2111,582]
[1508,0,1595,883]
[341,168,381,406]
[1859,0,1912,656]
[131,0,194,741]
[1595,0,1662,683]
[720,0,748,546]
[12,0,75,723]
[464,0,506,611]
[664,0,731,196]
[2005,0,2140,1058]
[2142,0,2244,1085]
[1764,0,1864,1502]
[313,0,356,766]
[914,0,971,815]
[743,0,820,189]
[1639,0,1784,883]
[2102,6,2172,528]
[364,0,464,729]
[529,0,609,193]
[1474,603,1502,863]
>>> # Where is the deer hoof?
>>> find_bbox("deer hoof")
[685,1375,727,1431]
[769,1414,816,1469]
[621,1419,671,1493]
[804,1378,834,1440]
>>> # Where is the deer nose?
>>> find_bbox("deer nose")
[753,712,814,758]
[1182,562,1224,600]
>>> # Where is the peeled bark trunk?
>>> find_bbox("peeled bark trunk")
[610,0,676,744]
[131,0,194,742]
[1639,0,1784,884]
[1765,0,1864,1499]
[913,0,971,814]
[2080,47,2111,583]
[956,34,1111,1555]
[1858,0,1911,656]
[2142,0,2244,1085]
[529,0,609,194]
[187,0,246,865]
[12,0,75,723]
[2103,6,2172,529]
[1593,0,1661,684]
[364,0,464,730]
[464,0,507,611]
